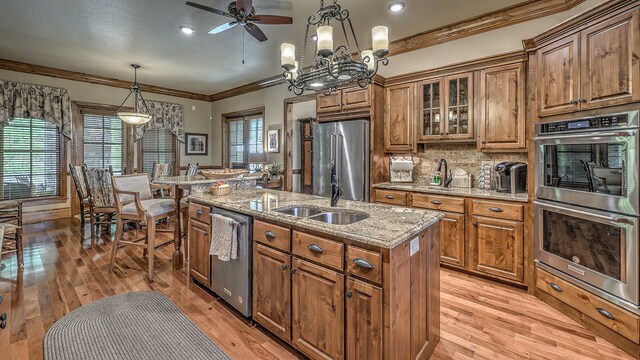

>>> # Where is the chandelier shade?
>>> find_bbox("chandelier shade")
[280,0,389,95]
[117,64,152,125]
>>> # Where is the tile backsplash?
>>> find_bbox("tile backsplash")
[402,144,528,187]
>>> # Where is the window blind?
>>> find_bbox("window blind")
[226,116,264,170]
[83,113,124,174]
[228,119,245,167]
[0,118,61,200]
[141,128,175,175]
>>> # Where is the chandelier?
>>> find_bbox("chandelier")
[117,64,152,125]
[280,0,389,95]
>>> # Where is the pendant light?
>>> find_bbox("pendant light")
[117,64,152,125]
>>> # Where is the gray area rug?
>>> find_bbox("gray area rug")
[44,291,231,360]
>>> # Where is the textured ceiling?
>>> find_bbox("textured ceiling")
[0,0,522,94]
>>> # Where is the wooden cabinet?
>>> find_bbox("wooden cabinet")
[253,244,292,342]
[535,9,640,117]
[317,86,373,120]
[373,189,407,206]
[417,73,474,142]
[317,92,342,113]
[537,34,580,116]
[471,216,524,282]
[346,278,383,360]
[478,63,526,151]
[440,212,466,268]
[342,87,371,110]
[188,219,211,286]
[384,83,416,152]
[292,257,345,360]
[580,10,640,110]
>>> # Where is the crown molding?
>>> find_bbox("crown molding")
[0,59,211,102]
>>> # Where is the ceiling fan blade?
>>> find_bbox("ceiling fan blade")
[244,23,267,42]
[236,0,253,13]
[248,15,292,25]
[209,21,238,34]
[185,1,232,18]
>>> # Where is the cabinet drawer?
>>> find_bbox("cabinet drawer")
[537,268,639,344]
[293,231,344,271]
[346,246,382,285]
[189,203,211,224]
[411,194,464,213]
[374,189,407,206]
[254,220,291,252]
[472,200,523,221]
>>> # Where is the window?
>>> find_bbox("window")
[0,118,61,200]
[83,113,124,174]
[224,112,264,171]
[140,128,176,175]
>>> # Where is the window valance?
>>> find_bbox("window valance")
[134,99,184,143]
[0,80,72,139]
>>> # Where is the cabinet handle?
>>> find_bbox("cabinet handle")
[489,207,503,213]
[345,290,353,299]
[385,195,394,199]
[430,200,442,205]
[205,232,209,238]
[196,209,203,215]
[353,258,374,269]
[445,132,449,136]
[0,313,6,321]
[281,264,289,271]
[549,282,563,292]
[308,244,324,254]
[579,98,587,103]
[596,307,616,320]
[290,268,297,275]
[569,99,578,105]
[264,231,276,239]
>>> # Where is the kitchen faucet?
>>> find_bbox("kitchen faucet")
[330,160,342,207]
[437,159,452,188]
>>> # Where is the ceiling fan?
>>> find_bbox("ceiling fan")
[186,0,293,42]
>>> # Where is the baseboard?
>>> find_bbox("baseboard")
[23,207,71,224]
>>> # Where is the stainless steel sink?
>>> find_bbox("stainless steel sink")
[273,206,323,217]
[308,211,369,225]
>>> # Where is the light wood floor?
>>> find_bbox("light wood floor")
[0,219,633,360]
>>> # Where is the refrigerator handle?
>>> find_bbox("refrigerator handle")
[330,133,337,164]
[337,133,344,183]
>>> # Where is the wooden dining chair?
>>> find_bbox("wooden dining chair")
[150,162,173,198]
[185,163,199,176]
[82,165,117,239]
[69,164,90,230]
[0,200,23,268]
[109,174,179,281]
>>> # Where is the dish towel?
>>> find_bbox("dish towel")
[209,214,240,261]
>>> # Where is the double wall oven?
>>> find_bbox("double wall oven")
[534,111,639,313]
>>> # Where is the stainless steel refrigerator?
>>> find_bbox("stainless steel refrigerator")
[312,119,370,202]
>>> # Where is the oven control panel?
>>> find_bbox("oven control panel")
[540,114,628,133]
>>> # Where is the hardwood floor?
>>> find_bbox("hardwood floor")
[0,219,633,360]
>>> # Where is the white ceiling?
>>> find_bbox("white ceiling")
[0,0,523,94]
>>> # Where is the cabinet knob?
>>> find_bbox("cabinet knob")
[569,99,578,105]
[345,290,353,299]
[290,268,297,275]
[196,210,203,215]
[281,264,289,271]
[596,307,616,320]
[264,231,276,239]
[481,140,487,144]
[579,98,587,103]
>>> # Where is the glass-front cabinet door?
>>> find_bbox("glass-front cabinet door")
[418,78,445,141]
[444,72,474,140]
[417,73,474,142]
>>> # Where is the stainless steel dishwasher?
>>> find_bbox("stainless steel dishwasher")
[210,207,253,317]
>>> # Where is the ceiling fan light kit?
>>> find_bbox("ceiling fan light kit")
[280,0,390,95]
[116,64,152,125]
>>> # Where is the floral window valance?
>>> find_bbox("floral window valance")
[0,80,72,139]
[135,99,184,143]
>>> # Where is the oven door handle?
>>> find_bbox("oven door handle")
[613,217,634,225]
[534,130,636,142]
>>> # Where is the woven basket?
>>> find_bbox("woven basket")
[210,186,231,196]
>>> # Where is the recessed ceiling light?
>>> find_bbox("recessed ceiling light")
[388,2,405,12]
[180,26,195,35]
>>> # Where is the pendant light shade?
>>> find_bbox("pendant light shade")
[316,26,334,57]
[281,43,296,71]
[117,64,152,125]
[372,26,389,58]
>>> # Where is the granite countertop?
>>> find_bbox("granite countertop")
[373,182,529,203]
[156,174,261,185]
[189,189,443,249]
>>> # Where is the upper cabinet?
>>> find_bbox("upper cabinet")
[417,73,474,142]
[478,63,526,151]
[384,83,416,152]
[317,85,374,121]
[535,9,640,117]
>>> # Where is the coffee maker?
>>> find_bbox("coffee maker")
[495,162,527,193]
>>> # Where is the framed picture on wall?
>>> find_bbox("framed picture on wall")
[185,133,208,155]
[266,129,279,153]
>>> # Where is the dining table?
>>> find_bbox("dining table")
[154,174,261,267]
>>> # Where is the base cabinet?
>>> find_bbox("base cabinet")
[346,278,383,360]
[188,220,211,286]
[292,257,345,360]
[471,216,524,282]
[440,212,466,268]
[253,244,292,341]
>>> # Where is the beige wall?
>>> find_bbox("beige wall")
[0,69,213,211]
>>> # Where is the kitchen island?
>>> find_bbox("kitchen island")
[188,189,443,360]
